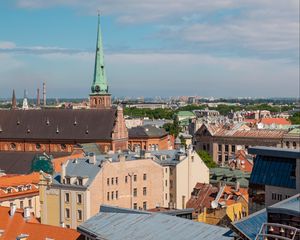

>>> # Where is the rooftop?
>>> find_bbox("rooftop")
[0,108,117,141]
[77,205,233,240]
[0,206,82,240]
[129,124,168,138]
[232,194,300,240]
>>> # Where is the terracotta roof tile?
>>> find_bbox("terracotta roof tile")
[0,206,82,240]
[259,118,291,125]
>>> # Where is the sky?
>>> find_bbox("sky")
[0,0,299,98]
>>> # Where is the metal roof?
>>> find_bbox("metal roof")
[78,205,233,240]
[267,194,300,217]
[248,146,300,159]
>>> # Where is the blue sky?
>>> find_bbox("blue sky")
[0,0,299,98]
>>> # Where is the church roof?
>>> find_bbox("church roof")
[0,109,117,141]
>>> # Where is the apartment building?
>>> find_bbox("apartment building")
[40,149,209,229]
[0,172,40,218]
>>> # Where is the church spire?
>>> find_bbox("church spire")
[11,89,17,110]
[91,13,108,95]
[89,13,111,109]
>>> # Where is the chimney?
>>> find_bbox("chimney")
[61,162,66,183]
[43,82,46,107]
[235,181,240,192]
[23,207,31,219]
[88,152,96,164]
[10,204,17,216]
[37,88,40,107]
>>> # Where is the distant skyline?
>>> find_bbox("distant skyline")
[0,0,299,98]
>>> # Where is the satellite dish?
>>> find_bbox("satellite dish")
[211,200,218,209]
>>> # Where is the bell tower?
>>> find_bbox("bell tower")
[89,13,111,109]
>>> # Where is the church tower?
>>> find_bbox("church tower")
[89,14,111,109]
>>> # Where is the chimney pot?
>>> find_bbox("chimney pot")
[10,204,17,216]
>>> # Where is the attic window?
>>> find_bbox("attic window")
[27,128,30,133]
[10,143,16,150]
[56,126,59,134]
[74,118,78,126]
[17,120,20,125]
[85,126,89,134]
[46,118,50,125]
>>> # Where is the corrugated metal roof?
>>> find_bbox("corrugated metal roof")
[232,209,267,240]
[78,206,233,240]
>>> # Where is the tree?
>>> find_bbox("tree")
[196,150,217,168]
[289,112,300,124]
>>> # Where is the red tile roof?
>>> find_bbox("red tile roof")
[0,206,82,240]
[259,118,291,125]
[0,172,40,188]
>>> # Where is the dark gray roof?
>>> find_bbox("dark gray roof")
[0,151,68,174]
[78,205,233,240]
[248,146,300,159]
[129,125,167,138]
[0,109,117,141]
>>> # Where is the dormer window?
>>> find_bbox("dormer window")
[7,188,12,194]
[10,143,16,150]
[17,186,23,192]
[78,178,83,186]
[66,177,71,184]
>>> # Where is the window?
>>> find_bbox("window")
[66,177,71,184]
[28,199,32,208]
[165,180,168,187]
[77,194,82,204]
[20,201,23,209]
[111,191,114,200]
[286,141,290,148]
[65,193,70,203]
[133,203,137,210]
[143,201,147,210]
[143,187,147,196]
[191,156,194,162]
[116,177,118,185]
[170,180,173,189]
[10,143,16,150]
[143,174,147,181]
[293,142,297,149]
[107,178,110,186]
[111,178,114,185]
[116,191,119,199]
[218,144,222,151]
[65,208,70,219]
[65,225,70,229]
[77,210,82,221]
[165,168,168,173]
[165,193,168,200]
[35,143,41,150]
[133,175,137,182]
[18,186,23,192]
[133,188,137,197]
[78,178,83,186]
[170,168,173,175]
[218,155,222,162]
[61,144,67,150]
[225,155,228,162]
[225,145,229,152]
[232,145,235,152]
[107,192,110,201]
[125,176,128,183]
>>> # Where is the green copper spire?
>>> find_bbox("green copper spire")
[91,14,108,95]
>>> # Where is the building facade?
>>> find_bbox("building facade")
[0,172,40,218]
[194,123,299,164]
[40,149,209,229]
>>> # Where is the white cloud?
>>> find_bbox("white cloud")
[0,41,16,49]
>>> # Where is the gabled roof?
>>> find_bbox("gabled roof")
[0,109,117,141]
[0,172,39,187]
[78,205,233,240]
[0,206,82,240]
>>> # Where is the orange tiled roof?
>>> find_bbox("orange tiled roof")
[0,206,81,240]
[259,118,291,125]
[0,172,40,188]
[52,153,84,173]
